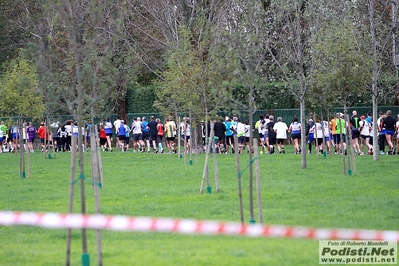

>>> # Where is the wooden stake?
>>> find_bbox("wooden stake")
[337,116,346,175]
[253,139,263,224]
[177,116,181,159]
[247,112,255,224]
[78,127,89,263]
[344,113,356,175]
[200,121,214,194]
[44,119,47,159]
[94,125,104,189]
[66,135,77,266]
[314,113,320,159]
[234,136,245,224]
[90,129,103,265]
[328,112,333,157]
[48,118,56,159]
[194,121,198,165]
[85,123,89,165]
[19,119,25,179]
[212,127,220,192]
[24,122,31,178]
[189,110,193,165]
[320,111,327,157]
[15,118,20,155]
[183,117,187,164]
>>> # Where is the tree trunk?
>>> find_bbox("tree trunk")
[115,78,126,119]
[369,0,380,161]
[300,99,307,169]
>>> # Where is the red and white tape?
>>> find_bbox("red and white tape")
[0,211,398,241]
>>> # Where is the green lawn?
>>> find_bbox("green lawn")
[0,145,398,265]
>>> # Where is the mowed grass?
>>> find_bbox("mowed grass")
[0,145,398,266]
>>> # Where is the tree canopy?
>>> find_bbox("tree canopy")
[0,0,398,118]
[0,52,44,119]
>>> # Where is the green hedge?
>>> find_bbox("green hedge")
[126,84,159,113]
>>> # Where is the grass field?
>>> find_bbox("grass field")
[0,145,398,265]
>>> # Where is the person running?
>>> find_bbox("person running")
[37,122,49,152]
[12,124,22,152]
[183,120,191,153]
[26,122,37,152]
[322,120,331,154]
[118,120,127,151]
[58,124,68,152]
[113,116,121,149]
[147,116,159,153]
[50,121,60,152]
[314,119,324,154]
[335,113,347,155]
[156,118,164,153]
[213,117,226,154]
[244,120,251,153]
[266,116,276,154]
[273,117,288,154]
[236,119,246,153]
[125,122,131,152]
[132,117,145,152]
[377,112,386,154]
[382,110,396,155]
[0,121,6,152]
[331,113,342,154]
[141,117,151,152]
[306,119,315,154]
[329,115,338,153]
[254,114,266,154]
[0,125,4,153]
[71,121,80,151]
[164,118,177,153]
[263,114,270,152]
[103,118,113,152]
[224,117,234,154]
[350,110,361,155]
[99,124,107,152]
[6,128,12,152]
[359,115,372,155]
[396,114,399,155]
[288,116,301,154]
[65,120,73,152]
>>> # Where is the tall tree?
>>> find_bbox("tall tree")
[366,0,397,160]
[0,1,32,72]
[266,0,313,168]
[222,0,274,222]
[311,19,370,174]
[0,52,44,119]
[312,20,370,108]
[21,1,129,119]
[17,1,136,264]
[156,25,236,118]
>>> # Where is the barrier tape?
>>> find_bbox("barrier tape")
[0,211,398,241]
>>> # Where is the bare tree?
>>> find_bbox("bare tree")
[266,0,313,169]
[367,0,397,160]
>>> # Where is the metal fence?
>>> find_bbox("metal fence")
[1,106,399,129]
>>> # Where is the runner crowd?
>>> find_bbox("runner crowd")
[0,109,398,155]
[252,109,399,156]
